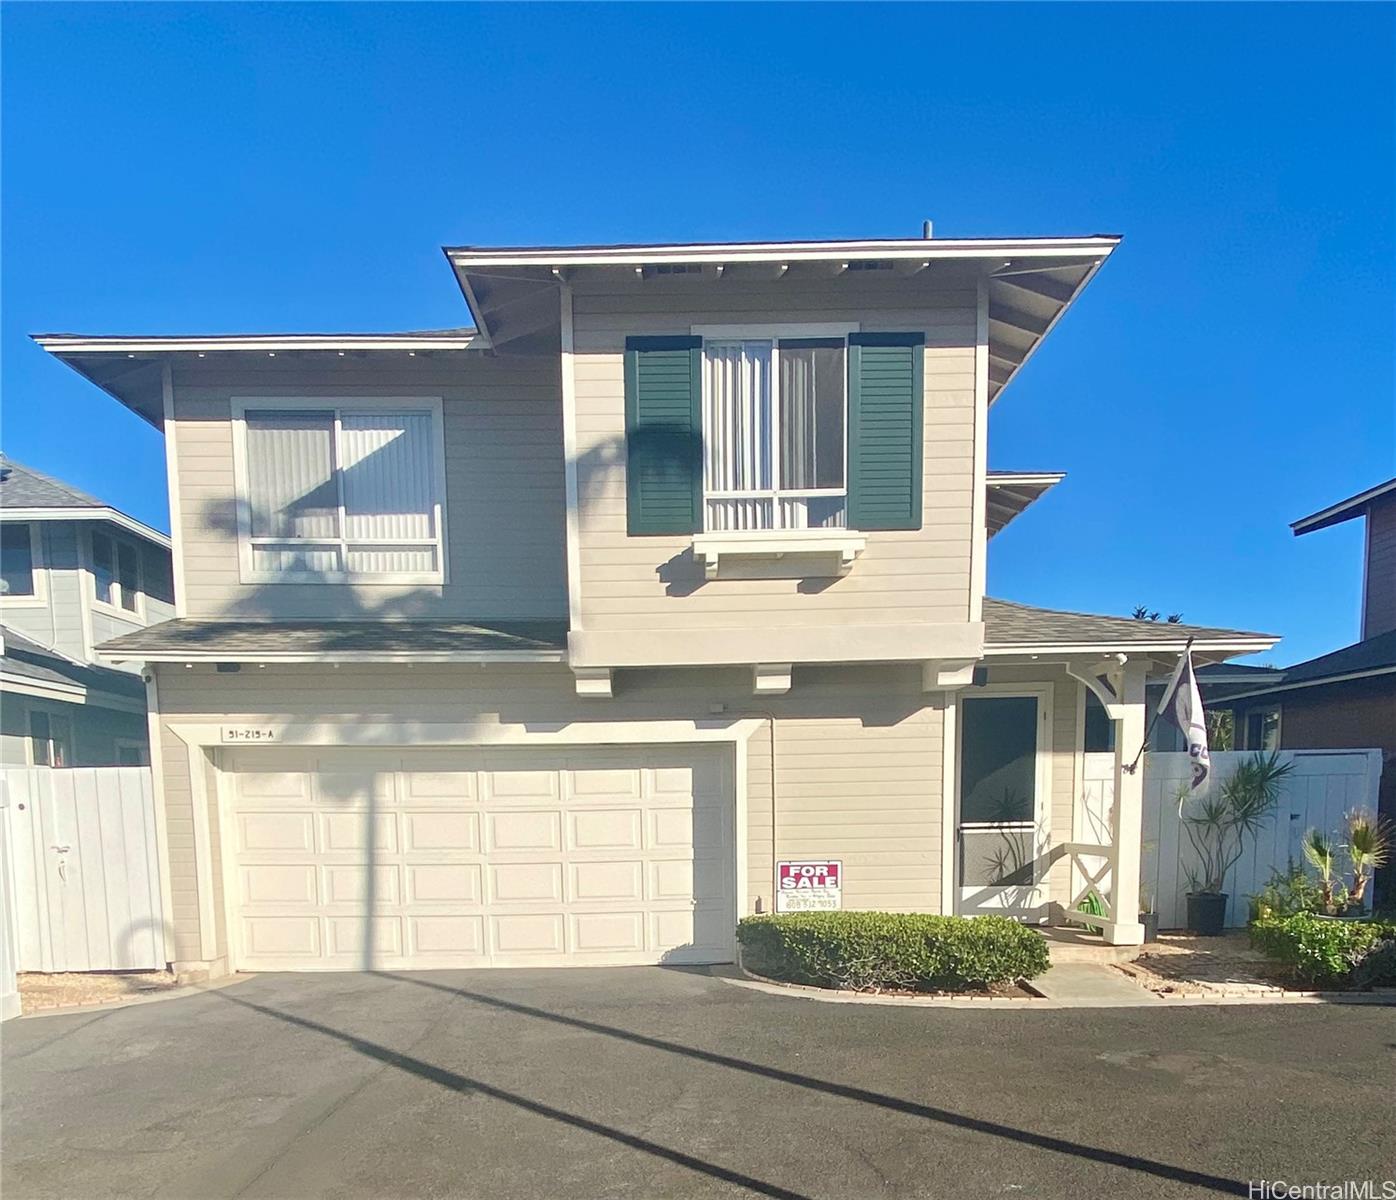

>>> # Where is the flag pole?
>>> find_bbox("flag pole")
[1122,636,1194,775]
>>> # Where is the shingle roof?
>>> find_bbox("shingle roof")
[1,625,147,701]
[0,454,107,509]
[98,619,570,660]
[982,598,1276,651]
[1270,630,1396,687]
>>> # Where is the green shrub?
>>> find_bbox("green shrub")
[735,911,1050,993]
[1249,912,1396,988]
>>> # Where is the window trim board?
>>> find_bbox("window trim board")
[0,520,48,607]
[230,396,450,587]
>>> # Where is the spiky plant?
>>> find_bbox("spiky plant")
[1182,752,1293,894]
[1344,811,1393,910]
[1302,829,1338,913]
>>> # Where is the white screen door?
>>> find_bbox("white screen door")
[956,691,1049,918]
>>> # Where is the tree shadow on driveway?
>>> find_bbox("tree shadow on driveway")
[216,973,1250,1197]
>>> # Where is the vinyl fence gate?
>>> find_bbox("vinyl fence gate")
[1,767,168,973]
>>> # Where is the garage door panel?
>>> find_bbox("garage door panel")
[326,916,402,959]
[240,864,317,905]
[490,862,564,903]
[491,913,566,955]
[485,769,559,803]
[228,745,734,971]
[238,812,314,854]
[407,863,483,904]
[572,911,645,953]
[403,811,479,853]
[409,915,486,957]
[570,860,644,903]
[486,810,562,853]
[319,812,397,853]
[569,768,642,799]
[401,770,478,803]
[568,809,644,852]
[243,915,320,959]
[323,864,400,906]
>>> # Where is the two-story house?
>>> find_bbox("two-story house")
[0,454,174,767]
[38,233,1276,979]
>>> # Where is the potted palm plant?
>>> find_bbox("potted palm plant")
[1301,828,1344,915]
[1182,752,1293,935]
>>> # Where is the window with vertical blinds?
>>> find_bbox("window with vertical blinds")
[701,337,847,531]
[237,403,444,582]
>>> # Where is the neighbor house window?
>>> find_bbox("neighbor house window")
[91,530,142,612]
[1,522,36,597]
[115,740,149,767]
[30,710,73,767]
[1243,707,1281,751]
[235,401,445,583]
[702,338,846,531]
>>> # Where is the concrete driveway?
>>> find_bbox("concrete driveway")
[3,968,1392,1199]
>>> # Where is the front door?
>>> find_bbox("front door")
[956,692,1049,918]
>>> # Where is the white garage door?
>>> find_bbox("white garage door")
[223,746,735,971]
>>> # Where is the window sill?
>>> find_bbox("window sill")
[91,598,144,622]
[691,530,866,579]
[239,571,447,587]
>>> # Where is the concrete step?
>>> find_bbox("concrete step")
[1039,927,1145,965]
[1029,963,1163,1006]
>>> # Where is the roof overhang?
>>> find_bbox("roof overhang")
[1214,664,1396,703]
[32,330,483,429]
[103,648,567,666]
[1,506,170,549]
[446,235,1120,392]
[982,635,1278,658]
[986,471,1065,537]
[0,671,146,713]
[1291,477,1396,535]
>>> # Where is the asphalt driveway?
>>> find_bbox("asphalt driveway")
[3,969,1393,1199]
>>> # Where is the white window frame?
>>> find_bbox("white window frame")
[692,322,858,535]
[230,397,449,586]
[29,706,74,768]
[88,526,146,619]
[0,521,47,608]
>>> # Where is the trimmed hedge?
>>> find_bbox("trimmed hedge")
[736,911,1050,993]
[1249,912,1396,989]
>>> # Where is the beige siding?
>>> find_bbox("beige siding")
[152,662,948,963]
[571,276,977,637]
[1364,495,1396,638]
[169,355,567,621]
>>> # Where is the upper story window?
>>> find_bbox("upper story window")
[702,337,847,531]
[91,529,142,613]
[233,399,446,585]
[1,521,36,597]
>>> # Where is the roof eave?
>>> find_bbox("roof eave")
[99,648,567,665]
[983,636,1279,657]
[1,505,171,549]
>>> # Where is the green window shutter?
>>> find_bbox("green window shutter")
[847,332,925,531]
[625,335,703,536]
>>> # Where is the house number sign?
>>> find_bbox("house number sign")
[775,860,842,912]
[220,726,279,744]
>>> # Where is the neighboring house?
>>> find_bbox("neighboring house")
[1208,479,1396,900]
[37,232,1277,978]
[0,455,174,766]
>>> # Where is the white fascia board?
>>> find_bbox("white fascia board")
[33,332,483,354]
[1291,479,1396,535]
[983,636,1279,657]
[1210,665,1396,703]
[987,472,1067,488]
[99,649,568,665]
[2,507,172,550]
[447,236,1121,269]
[0,671,145,713]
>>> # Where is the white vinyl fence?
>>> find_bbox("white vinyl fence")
[1080,749,1383,930]
[1,767,168,973]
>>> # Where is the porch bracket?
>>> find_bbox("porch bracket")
[922,660,977,692]
[572,667,613,699]
[752,663,793,696]
[1064,658,1128,722]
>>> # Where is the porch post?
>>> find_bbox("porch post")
[1107,664,1148,945]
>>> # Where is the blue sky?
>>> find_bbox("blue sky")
[3,3,1392,664]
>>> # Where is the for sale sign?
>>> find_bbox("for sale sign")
[775,860,842,912]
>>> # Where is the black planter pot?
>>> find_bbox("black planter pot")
[1186,891,1228,936]
[1140,911,1160,943]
